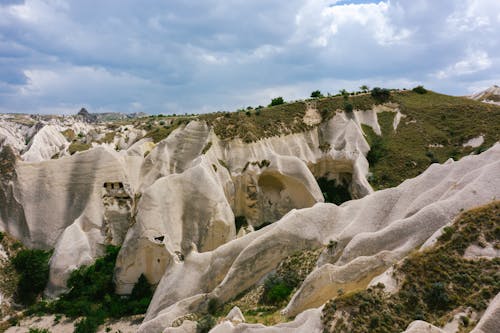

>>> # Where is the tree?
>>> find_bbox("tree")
[412,85,428,94]
[269,97,284,106]
[310,90,323,98]
[371,87,391,102]
[360,85,369,93]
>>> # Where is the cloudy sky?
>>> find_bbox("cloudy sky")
[1,0,499,115]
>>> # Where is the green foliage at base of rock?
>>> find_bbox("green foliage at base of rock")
[12,249,52,305]
[27,245,153,330]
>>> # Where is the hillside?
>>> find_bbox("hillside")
[0,88,499,333]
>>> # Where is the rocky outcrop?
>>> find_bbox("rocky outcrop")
[470,85,500,105]
[138,144,500,332]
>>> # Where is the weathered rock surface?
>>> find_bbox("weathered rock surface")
[0,105,499,333]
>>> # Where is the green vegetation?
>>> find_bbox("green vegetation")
[366,91,500,189]
[68,142,91,155]
[12,249,52,305]
[27,246,153,333]
[143,117,191,143]
[200,101,309,143]
[322,201,500,333]
[371,87,391,102]
[261,274,293,305]
[412,85,428,94]
[28,328,51,333]
[197,314,216,333]
[311,90,323,98]
[269,97,285,106]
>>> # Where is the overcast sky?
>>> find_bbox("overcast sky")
[1,0,499,115]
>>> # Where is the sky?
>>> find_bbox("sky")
[0,0,499,115]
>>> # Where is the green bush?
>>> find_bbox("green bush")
[12,249,52,305]
[28,328,51,333]
[412,85,428,94]
[269,97,284,106]
[366,136,387,165]
[261,274,293,305]
[311,90,323,98]
[371,87,391,102]
[33,246,153,321]
[197,315,216,333]
[344,102,353,113]
[73,316,103,333]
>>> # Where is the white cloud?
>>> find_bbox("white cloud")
[293,1,412,48]
[1,1,500,114]
[435,50,492,79]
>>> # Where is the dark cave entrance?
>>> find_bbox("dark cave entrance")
[317,177,352,205]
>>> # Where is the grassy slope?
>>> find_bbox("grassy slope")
[199,102,310,143]
[367,91,500,189]
[322,201,500,333]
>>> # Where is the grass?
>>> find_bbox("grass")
[199,101,310,143]
[363,91,500,189]
[143,117,191,143]
[68,142,91,155]
[322,201,500,333]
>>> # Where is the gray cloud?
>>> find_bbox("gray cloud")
[0,0,499,114]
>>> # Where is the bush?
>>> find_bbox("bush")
[269,97,284,106]
[73,316,103,333]
[371,87,391,102]
[197,315,216,333]
[46,246,152,320]
[412,85,428,94]
[261,274,293,305]
[28,329,51,333]
[344,102,353,113]
[366,136,387,165]
[311,90,323,98]
[12,249,52,305]
[425,282,449,310]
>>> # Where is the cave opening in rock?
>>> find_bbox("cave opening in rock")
[317,177,352,205]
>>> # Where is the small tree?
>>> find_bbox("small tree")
[310,90,323,98]
[371,87,391,102]
[269,97,284,106]
[360,85,369,93]
[412,85,428,94]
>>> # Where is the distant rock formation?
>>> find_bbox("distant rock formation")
[470,85,500,105]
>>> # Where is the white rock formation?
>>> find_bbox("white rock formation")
[470,85,500,105]
[137,144,500,332]
[402,321,447,333]
[1,105,499,333]
[211,307,323,333]
[21,125,67,162]
[225,306,245,324]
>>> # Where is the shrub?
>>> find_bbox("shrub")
[197,315,216,333]
[425,282,450,310]
[366,136,387,165]
[269,97,284,106]
[261,274,293,305]
[12,249,52,305]
[73,316,103,333]
[344,102,353,113]
[311,90,323,98]
[412,85,428,94]
[28,329,51,333]
[371,87,391,102]
[47,246,152,320]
